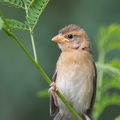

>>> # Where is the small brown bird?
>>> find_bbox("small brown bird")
[49,24,97,120]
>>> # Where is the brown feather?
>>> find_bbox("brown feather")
[59,24,81,34]
[50,71,58,115]
[86,62,97,117]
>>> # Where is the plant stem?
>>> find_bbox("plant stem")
[2,28,51,84]
[0,12,11,30]
[30,31,38,61]
[24,4,38,62]
[98,48,105,87]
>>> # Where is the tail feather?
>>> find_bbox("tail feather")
[54,112,66,120]
[54,112,76,120]
[54,112,90,120]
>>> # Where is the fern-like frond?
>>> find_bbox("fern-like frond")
[25,0,50,31]
[0,0,25,9]
[96,24,120,54]
[4,19,29,30]
[23,0,33,9]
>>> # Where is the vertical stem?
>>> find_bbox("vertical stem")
[98,48,105,87]
[30,31,38,61]
[25,4,38,62]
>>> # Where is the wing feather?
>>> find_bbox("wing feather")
[50,70,58,115]
[86,62,97,116]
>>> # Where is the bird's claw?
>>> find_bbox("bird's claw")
[49,82,58,94]
[49,82,58,106]
[83,113,91,120]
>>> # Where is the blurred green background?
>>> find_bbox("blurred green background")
[0,0,120,120]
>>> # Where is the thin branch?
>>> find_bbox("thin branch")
[0,12,11,30]
[30,31,38,61]
[25,3,38,61]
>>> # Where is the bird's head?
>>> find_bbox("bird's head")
[52,24,91,51]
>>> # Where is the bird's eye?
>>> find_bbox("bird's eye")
[67,34,74,39]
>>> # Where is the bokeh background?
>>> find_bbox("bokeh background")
[0,0,120,120]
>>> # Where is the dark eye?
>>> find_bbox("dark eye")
[67,34,74,39]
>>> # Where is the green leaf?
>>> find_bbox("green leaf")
[28,8,38,17]
[25,0,50,31]
[5,19,29,30]
[96,24,120,54]
[23,0,31,7]
[25,16,36,24]
[0,0,25,9]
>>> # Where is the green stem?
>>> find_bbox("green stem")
[98,48,105,88]
[2,28,51,84]
[24,4,38,62]
[30,31,38,61]
[0,12,11,30]
[2,28,82,120]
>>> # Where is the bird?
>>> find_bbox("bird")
[49,24,97,120]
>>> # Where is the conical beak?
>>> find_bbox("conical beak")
[52,34,69,43]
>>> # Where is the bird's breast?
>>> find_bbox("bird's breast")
[56,50,94,114]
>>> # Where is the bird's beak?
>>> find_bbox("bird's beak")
[52,34,69,43]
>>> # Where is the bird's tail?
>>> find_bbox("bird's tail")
[54,112,76,120]
[54,112,68,120]
[54,112,89,120]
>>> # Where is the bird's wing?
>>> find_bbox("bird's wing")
[86,62,97,116]
[50,70,59,116]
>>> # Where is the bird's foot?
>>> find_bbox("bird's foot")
[49,82,58,106]
[49,82,58,93]
[83,113,91,120]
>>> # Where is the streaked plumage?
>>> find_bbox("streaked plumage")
[49,24,97,120]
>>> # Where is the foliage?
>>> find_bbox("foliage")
[5,19,29,30]
[0,0,82,120]
[0,0,49,31]
[93,24,120,120]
